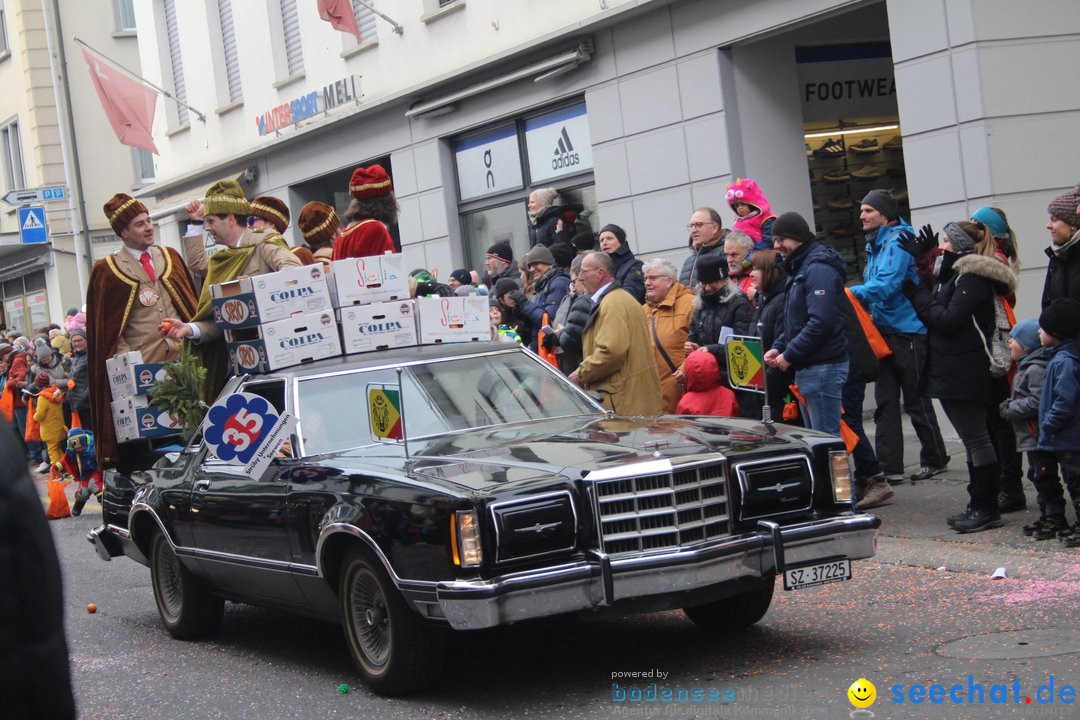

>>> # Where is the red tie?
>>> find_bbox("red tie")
[140,252,156,282]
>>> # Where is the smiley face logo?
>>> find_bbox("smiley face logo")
[847,678,877,708]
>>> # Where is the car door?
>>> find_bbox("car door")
[189,378,307,606]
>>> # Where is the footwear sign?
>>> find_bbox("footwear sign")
[202,392,297,477]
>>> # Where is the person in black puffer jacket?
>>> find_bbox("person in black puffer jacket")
[686,254,753,350]
[527,187,583,248]
[545,262,593,376]
[598,224,645,304]
[901,220,1018,533]
[745,251,793,422]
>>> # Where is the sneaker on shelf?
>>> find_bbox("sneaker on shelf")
[831,224,856,238]
[813,138,845,156]
[849,138,880,154]
[909,464,948,482]
[883,135,903,150]
[997,490,1027,513]
[1032,515,1069,540]
[951,508,1004,534]
[825,196,854,209]
[850,165,882,180]
[822,169,850,182]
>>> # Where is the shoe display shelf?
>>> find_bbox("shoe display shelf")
[806,126,909,283]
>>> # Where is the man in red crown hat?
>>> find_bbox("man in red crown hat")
[333,164,398,259]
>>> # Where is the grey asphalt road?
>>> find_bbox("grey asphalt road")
[39,450,1078,720]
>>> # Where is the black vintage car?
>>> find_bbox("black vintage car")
[90,343,878,695]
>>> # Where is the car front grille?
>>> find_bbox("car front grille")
[592,463,729,557]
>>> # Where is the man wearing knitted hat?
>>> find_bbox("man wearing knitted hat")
[1040,190,1080,310]
[483,241,522,291]
[849,189,949,484]
[86,193,199,468]
[333,164,398,259]
[297,201,339,269]
[166,180,301,400]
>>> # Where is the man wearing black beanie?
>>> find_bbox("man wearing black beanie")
[764,212,848,435]
[849,189,949,485]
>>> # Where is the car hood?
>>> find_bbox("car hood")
[389,415,811,493]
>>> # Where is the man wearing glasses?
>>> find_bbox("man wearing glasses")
[570,252,663,416]
[679,207,729,287]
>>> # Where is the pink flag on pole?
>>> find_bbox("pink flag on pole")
[81,47,159,154]
[317,0,363,43]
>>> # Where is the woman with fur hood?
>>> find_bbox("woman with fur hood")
[901,220,1018,533]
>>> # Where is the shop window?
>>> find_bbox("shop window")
[798,42,903,281]
[291,156,399,251]
[454,102,596,275]
[134,148,156,183]
[349,0,377,46]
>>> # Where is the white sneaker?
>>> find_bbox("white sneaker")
[35,461,50,474]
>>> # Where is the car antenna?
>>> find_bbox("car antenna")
[396,367,410,460]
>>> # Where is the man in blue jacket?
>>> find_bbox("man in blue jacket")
[849,190,949,483]
[764,212,848,434]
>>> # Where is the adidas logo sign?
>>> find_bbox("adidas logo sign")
[552,127,581,171]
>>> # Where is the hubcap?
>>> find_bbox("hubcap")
[348,566,390,670]
[155,541,183,622]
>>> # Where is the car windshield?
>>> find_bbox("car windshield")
[296,350,599,455]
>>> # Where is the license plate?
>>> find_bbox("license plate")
[783,559,851,590]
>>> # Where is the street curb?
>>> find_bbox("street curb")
[874,535,1079,582]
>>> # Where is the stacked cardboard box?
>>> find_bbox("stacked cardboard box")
[107,350,181,443]
[213,264,342,373]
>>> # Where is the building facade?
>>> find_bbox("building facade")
[95,0,1080,320]
[0,0,152,333]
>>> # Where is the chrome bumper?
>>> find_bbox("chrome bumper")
[88,524,146,565]
[436,513,879,630]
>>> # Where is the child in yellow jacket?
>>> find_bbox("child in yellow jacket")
[33,372,69,466]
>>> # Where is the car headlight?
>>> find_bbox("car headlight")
[451,510,483,568]
[829,450,853,504]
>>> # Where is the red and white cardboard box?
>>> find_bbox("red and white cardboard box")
[211,264,332,329]
[327,253,409,307]
[416,296,488,344]
[106,350,169,400]
[226,310,343,373]
[111,395,182,443]
[339,300,418,354]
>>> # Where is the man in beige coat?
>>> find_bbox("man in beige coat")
[642,258,695,413]
[164,180,301,398]
[570,252,662,416]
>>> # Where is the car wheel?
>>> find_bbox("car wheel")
[683,578,775,631]
[149,532,224,640]
[339,546,445,696]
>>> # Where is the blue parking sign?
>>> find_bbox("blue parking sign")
[18,206,48,244]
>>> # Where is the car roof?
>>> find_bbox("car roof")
[245,340,521,383]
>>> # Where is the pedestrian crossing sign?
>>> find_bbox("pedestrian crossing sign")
[726,336,765,391]
[18,205,48,244]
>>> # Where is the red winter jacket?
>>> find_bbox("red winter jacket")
[5,351,28,409]
[676,350,740,417]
